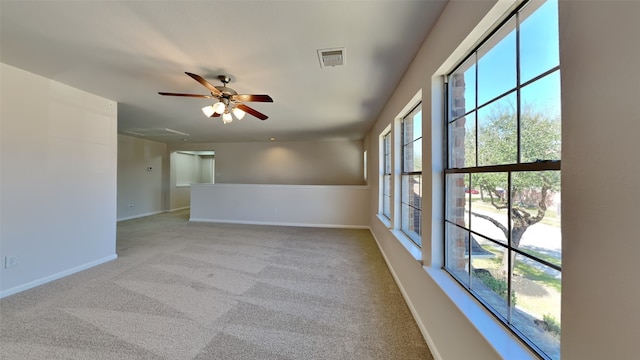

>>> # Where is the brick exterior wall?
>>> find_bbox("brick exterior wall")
[447,73,468,270]
[402,113,422,242]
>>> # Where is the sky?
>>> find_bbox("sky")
[454,0,561,119]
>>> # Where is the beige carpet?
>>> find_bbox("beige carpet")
[0,210,433,359]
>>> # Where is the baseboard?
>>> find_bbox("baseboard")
[117,210,166,222]
[0,254,118,299]
[369,229,443,360]
[189,217,369,230]
[169,206,190,212]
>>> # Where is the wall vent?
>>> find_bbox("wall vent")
[318,47,345,68]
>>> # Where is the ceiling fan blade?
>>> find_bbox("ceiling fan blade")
[158,92,212,98]
[185,72,223,96]
[237,104,268,120]
[232,94,273,103]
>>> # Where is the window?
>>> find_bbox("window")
[381,130,392,220]
[401,104,422,246]
[444,1,561,359]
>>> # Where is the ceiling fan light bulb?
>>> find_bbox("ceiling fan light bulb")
[232,107,246,120]
[222,112,233,123]
[202,105,215,117]
[213,101,226,114]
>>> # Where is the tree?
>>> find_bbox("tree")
[468,102,560,274]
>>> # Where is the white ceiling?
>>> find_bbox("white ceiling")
[0,0,446,143]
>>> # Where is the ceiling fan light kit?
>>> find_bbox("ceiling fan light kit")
[201,105,215,117]
[232,107,246,120]
[222,111,233,124]
[213,102,226,114]
[159,72,273,123]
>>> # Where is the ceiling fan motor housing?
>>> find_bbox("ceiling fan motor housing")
[215,86,237,98]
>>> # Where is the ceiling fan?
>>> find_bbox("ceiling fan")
[159,72,273,123]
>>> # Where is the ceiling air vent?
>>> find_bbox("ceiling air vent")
[121,128,189,137]
[318,47,345,68]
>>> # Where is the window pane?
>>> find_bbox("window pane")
[404,139,422,172]
[511,171,561,267]
[521,71,561,162]
[402,175,422,246]
[450,54,476,117]
[511,254,561,360]
[477,93,517,166]
[470,240,509,319]
[413,139,422,172]
[403,109,422,145]
[411,175,422,210]
[445,173,469,226]
[404,144,412,172]
[402,176,422,211]
[519,0,560,83]
[477,18,516,105]
[445,222,470,286]
[383,133,391,173]
[402,105,422,173]
[470,173,508,245]
[449,112,476,168]
[412,108,422,140]
[401,205,421,246]
[383,174,391,218]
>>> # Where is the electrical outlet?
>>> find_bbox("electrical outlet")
[5,256,18,268]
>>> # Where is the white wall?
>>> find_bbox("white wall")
[174,152,214,185]
[165,139,365,211]
[366,1,640,359]
[0,63,118,298]
[200,156,214,184]
[175,152,198,185]
[120,138,364,213]
[169,139,366,185]
[559,1,640,359]
[117,135,168,221]
[191,184,370,228]
[169,151,192,210]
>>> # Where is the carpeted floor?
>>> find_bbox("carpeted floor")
[0,210,433,359]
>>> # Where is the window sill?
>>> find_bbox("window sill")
[376,214,422,263]
[376,213,391,228]
[423,267,536,360]
[391,229,422,263]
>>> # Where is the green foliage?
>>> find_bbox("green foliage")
[463,102,561,196]
[514,261,562,292]
[470,101,561,165]
[460,102,562,256]
[474,270,517,305]
[543,313,561,336]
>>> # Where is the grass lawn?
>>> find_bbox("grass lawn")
[474,251,561,321]
[469,196,561,228]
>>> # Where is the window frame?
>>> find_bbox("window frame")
[380,129,392,221]
[443,1,562,358]
[400,102,423,247]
